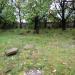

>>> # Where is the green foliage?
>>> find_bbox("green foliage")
[0,0,17,29]
[49,0,74,22]
[0,0,7,13]
[23,0,52,24]
[2,5,16,23]
[0,0,8,21]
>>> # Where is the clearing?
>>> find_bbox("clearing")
[0,29,75,75]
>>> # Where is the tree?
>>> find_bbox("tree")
[0,0,18,29]
[0,0,7,21]
[23,0,52,33]
[10,0,26,29]
[15,0,22,28]
[50,0,74,30]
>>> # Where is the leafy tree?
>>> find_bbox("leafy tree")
[0,0,8,21]
[50,0,75,30]
[22,0,52,33]
[13,0,26,28]
[2,5,16,22]
[0,0,17,29]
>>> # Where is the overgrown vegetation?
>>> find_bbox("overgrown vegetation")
[0,0,75,75]
[0,29,75,75]
[0,0,75,31]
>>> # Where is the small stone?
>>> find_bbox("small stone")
[7,73,11,75]
[52,69,56,73]
[61,62,67,65]
[0,70,5,75]
[4,66,12,73]
[19,71,25,75]
[19,32,26,35]
[24,44,34,50]
[5,63,15,73]
[5,68,11,73]
[26,30,31,33]
[5,48,18,56]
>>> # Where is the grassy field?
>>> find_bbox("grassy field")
[0,29,75,75]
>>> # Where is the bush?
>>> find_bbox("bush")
[0,20,17,29]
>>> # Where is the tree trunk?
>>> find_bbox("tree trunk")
[18,7,22,28]
[61,0,66,30]
[62,17,66,30]
[73,19,75,28]
[44,19,47,28]
[34,16,40,34]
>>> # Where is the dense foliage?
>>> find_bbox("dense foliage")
[0,0,75,30]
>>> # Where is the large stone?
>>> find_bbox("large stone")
[5,48,18,56]
[25,69,42,75]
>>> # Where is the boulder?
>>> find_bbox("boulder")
[5,48,18,56]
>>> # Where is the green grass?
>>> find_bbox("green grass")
[0,28,75,75]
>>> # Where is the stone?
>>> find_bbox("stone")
[5,48,18,56]
[26,30,31,33]
[0,70,5,75]
[25,69,42,75]
[4,65,12,73]
[19,32,26,35]
[24,44,34,50]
